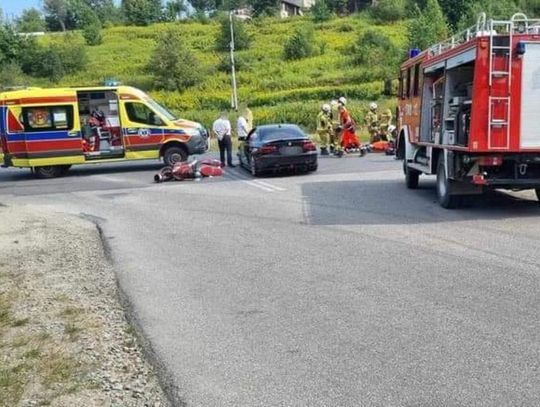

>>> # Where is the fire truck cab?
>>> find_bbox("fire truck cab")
[0,85,208,178]
[397,13,540,208]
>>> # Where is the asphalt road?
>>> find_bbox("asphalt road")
[1,154,540,406]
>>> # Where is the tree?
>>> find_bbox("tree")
[251,0,280,17]
[189,0,216,14]
[122,0,163,25]
[370,0,406,22]
[149,30,202,91]
[352,30,401,80]
[457,0,520,29]
[215,15,251,51]
[438,0,471,28]
[83,0,121,25]
[82,10,103,45]
[311,0,333,22]
[283,27,315,60]
[43,0,68,31]
[16,8,46,33]
[521,0,540,16]
[408,0,448,50]
[163,0,187,20]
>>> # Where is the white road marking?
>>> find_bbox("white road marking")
[224,169,286,192]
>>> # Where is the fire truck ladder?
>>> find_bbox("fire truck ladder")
[487,18,515,149]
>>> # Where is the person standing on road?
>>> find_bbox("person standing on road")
[366,102,380,143]
[240,103,254,132]
[317,104,332,156]
[330,100,340,154]
[212,112,235,168]
[237,111,249,158]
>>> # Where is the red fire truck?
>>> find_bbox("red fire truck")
[397,13,540,208]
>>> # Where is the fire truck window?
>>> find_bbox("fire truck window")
[413,64,421,97]
[125,102,163,126]
[22,106,74,132]
[406,68,411,98]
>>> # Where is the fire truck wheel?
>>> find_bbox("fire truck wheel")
[436,157,461,209]
[163,146,188,167]
[33,166,63,179]
[404,160,420,189]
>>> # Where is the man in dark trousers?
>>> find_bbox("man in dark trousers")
[212,111,235,168]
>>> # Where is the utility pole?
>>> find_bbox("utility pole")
[229,11,238,111]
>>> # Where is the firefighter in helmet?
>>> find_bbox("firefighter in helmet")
[365,102,380,143]
[317,104,333,156]
[330,100,340,154]
[379,107,393,141]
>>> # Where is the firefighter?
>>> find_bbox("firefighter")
[330,100,340,154]
[379,107,393,141]
[338,97,361,153]
[365,102,380,143]
[317,104,332,156]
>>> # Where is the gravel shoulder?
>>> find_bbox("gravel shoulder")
[0,204,169,407]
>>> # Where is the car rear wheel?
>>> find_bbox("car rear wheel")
[163,146,187,167]
[250,158,260,176]
[33,165,63,179]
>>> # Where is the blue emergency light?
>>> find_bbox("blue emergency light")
[409,48,421,58]
[104,78,121,86]
[517,41,526,56]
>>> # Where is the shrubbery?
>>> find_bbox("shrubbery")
[148,29,202,91]
[370,0,407,22]
[215,16,251,51]
[311,0,334,23]
[283,27,315,60]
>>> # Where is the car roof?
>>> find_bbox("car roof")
[256,124,302,132]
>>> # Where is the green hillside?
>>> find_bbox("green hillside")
[37,15,407,133]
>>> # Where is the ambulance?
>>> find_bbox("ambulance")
[0,86,209,178]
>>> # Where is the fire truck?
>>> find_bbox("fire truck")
[396,13,540,208]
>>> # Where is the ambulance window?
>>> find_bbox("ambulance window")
[125,102,163,126]
[21,106,74,132]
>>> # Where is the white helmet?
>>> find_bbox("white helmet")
[370,102,378,110]
[322,103,331,112]
[338,96,347,105]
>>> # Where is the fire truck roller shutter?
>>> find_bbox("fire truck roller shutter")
[520,42,540,149]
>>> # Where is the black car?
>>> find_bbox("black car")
[237,124,318,176]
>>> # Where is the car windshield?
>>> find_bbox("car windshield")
[146,99,177,122]
[260,126,305,141]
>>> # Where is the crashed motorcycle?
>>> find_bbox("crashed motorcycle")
[154,159,224,183]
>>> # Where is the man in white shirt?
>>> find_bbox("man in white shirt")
[237,113,249,140]
[212,112,235,167]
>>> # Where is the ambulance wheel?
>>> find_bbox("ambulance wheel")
[33,165,62,179]
[404,161,419,189]
[163,146,187,167]
[437,156,461,209]
[59,165,71,176]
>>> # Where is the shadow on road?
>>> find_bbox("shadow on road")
[301,179,540,225]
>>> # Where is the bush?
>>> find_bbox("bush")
[283,27,315,60]
[83,22,103,45]
[351,30,401,80]
[217,54,250,72]
[370,0,407,22]
[0,62,28,87]
[215,16,251,51]
[311,0,333,23]
[149,29,202,91]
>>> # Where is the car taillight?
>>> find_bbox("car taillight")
[259,145,277,155]
[478,155,503,166]
[302,140,316,152]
